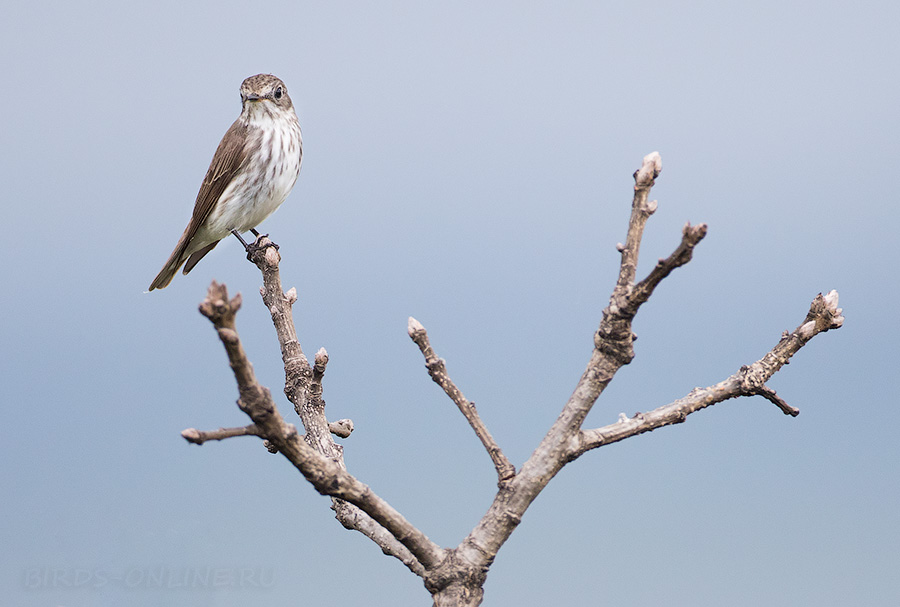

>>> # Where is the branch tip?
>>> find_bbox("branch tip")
[796,290,844,340]
[199,282,242,327]
[181,424,263,445]
[329,418,354,438]
[755,385,801,417]
[634,151,662,187]
[822,290,844,328]
[407,316,425,338]
[690,222,708,239]
[409,321,515,484]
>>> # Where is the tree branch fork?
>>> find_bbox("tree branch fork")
[178,152,842,606]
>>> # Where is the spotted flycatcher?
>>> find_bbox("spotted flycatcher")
[149,74,303,290]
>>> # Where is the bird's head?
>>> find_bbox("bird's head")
[239,74,295,121]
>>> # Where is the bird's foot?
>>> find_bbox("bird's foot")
[231,229,279,262]
[246,233,279,262]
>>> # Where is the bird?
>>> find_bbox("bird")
[149,74,303,291]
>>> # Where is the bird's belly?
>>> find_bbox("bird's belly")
[204,158,300,238]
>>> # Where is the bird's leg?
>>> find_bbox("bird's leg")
[230,229,252,251]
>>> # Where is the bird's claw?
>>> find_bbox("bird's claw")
[246,234,279,261]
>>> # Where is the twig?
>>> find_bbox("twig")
[332,500,425,576]
[181,424,263,445]
[309,347,333,418]
[407,317,516,484]
[616,151,662,291]
[574,290,844,455]
[312,347,329,386]
[626,222,708,314]
[750,385,800,417]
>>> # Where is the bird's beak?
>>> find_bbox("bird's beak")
[245,93,260,102]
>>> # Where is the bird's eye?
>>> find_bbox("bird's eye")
[274,86,283,100]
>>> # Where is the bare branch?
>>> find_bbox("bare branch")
[175,155,843,606]
[242,241,441,575]
[309,347,330,424]
[749,385,800,417]
[194,280,446,572]
[575,290,844,455]
[181,424,263,445]
[452,152,681,574]
[408,317,516,484]
[249,242,315,416]
[617,151,662,291]
[332,500,426,577]
[626,222,708,314]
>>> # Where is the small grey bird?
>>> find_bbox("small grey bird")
[149,74,303,290]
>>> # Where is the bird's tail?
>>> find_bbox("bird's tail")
[149,228,221,291]
[148,226,194,291]
[148,247,187,291]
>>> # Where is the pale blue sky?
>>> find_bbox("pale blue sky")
[2,1,898,605]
